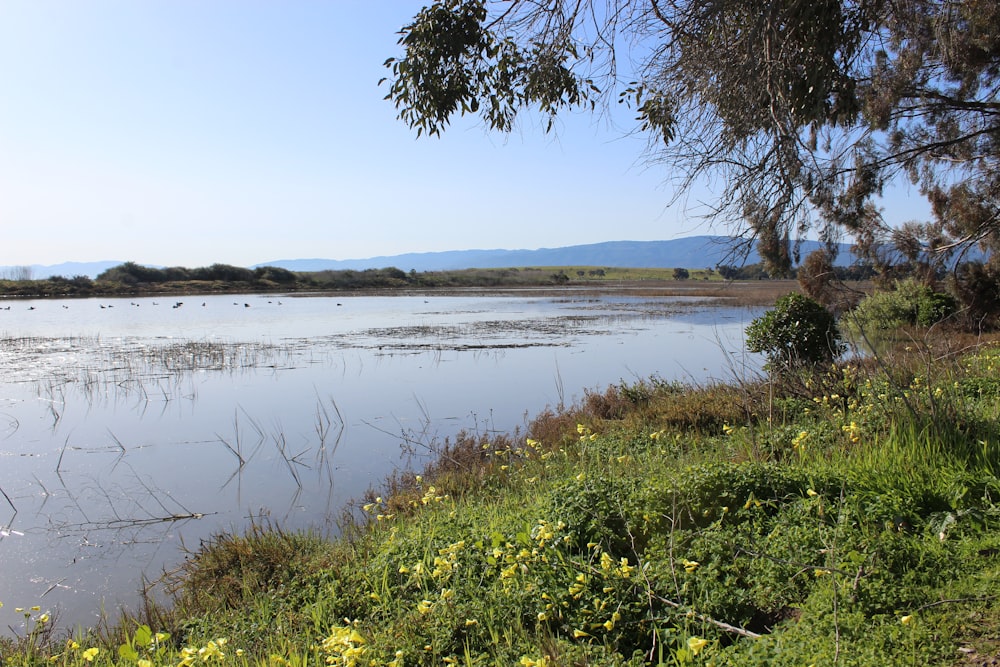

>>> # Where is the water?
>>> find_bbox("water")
[0,291,762,631]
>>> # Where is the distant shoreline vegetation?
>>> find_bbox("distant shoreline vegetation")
[0,260,839,298]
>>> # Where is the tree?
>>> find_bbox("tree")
[672,267,689,280]
[384,0,999,275]
[746,293,844,370]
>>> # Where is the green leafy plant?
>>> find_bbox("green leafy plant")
[745,293,843,370]
[847,279,957,332]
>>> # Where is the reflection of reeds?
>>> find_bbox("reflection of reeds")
[15,337,294,404]
[0,482,16,514]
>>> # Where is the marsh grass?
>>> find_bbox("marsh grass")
[4,333,1000,666]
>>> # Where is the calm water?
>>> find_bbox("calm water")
[0,291,762,631]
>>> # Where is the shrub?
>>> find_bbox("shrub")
[847,278,957,332]
[916,290,958,326]
[745,293,843,370]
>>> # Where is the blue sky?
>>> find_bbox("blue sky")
[0,2,926,268]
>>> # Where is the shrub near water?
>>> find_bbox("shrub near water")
[746,293,844,371]
[3,345,1000,666]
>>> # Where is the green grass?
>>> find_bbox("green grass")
[3,342,999,666]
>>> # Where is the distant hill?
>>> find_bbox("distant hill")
[257,236,857,273]
[1,260,124,281]
[5,236,859,279]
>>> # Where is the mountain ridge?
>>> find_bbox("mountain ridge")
[6,236,854,279]
[256,236,856,273]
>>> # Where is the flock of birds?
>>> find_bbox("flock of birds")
[6,299,301,311]
[4,299,361,311]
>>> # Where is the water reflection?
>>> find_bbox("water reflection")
[0,292,761,632]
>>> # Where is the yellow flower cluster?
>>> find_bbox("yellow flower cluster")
[791,430,809,451]
[317,624,366,667]
[841,421,861,444]
[177,638,229,666]
[419,486,448,506]
[431,540,465,580]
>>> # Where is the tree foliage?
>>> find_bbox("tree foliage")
[746,293,844,369]
[384,0,1000,275]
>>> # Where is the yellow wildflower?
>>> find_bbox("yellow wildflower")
[82,648,100,662]
[687,636,709,656]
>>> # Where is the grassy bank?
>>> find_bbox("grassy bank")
[3,335,998,666]
[0,263,783,299]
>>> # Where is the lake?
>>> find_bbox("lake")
[0,289,763,632]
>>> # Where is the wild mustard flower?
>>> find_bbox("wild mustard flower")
[318,625,366,666]
[687,636,709,656]
[791,430,809,450]
[82,648,100,662]
[682,558,700,573]
[520,657,549,667]
[618,557,635,578]
[417,599,433,615]
[901,614,913,625]
[199,638,228,661]
[842,421,861,443]
[722,424,734,435]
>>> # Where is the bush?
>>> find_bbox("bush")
[847,278,957,332]
[745,293,843,370]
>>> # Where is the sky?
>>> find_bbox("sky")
[0,2,927,268]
